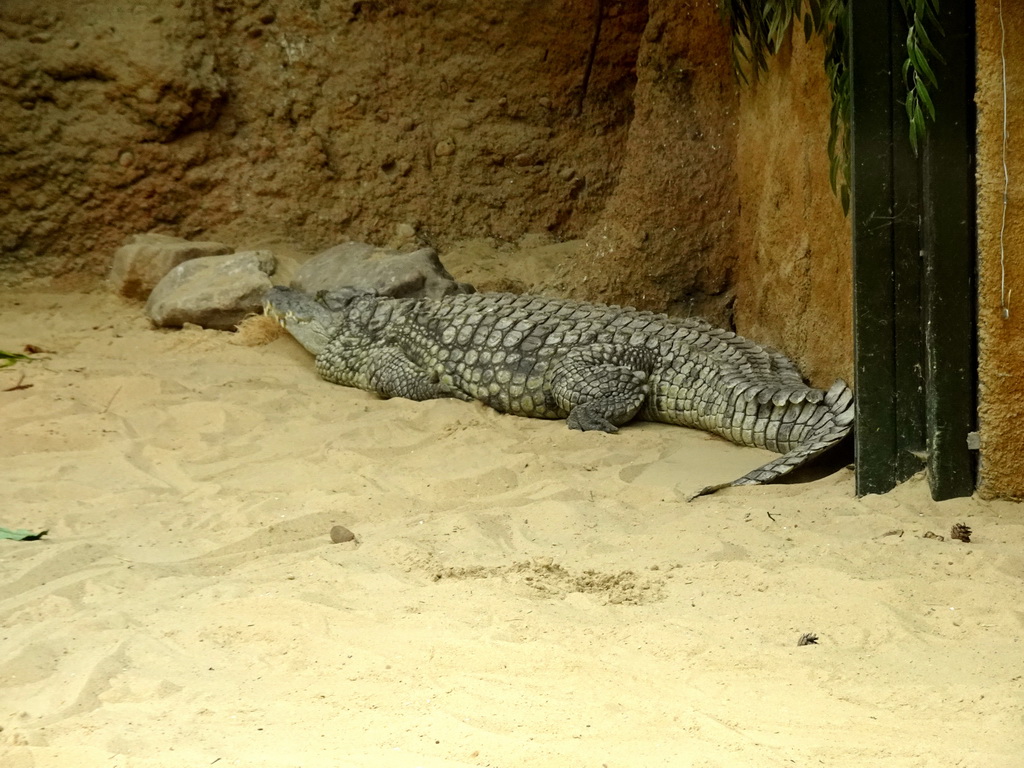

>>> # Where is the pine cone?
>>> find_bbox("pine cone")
[950,523,972,543]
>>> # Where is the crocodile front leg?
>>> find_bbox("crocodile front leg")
[316,335,472,402]
[548,344,654,433]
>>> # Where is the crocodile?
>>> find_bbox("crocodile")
[263,287,854,498]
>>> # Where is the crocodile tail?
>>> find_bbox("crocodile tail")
[689,380,855,500]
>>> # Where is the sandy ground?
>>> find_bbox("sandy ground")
[1,288,1023,768]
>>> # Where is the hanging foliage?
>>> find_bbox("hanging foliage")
[721,0,942,215]
[900,0,944,154]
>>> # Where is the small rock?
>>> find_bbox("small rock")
[397,116,416,131]
[451,117,471,130]
[330,525,356,543]
[145,250,277,330]
[387,223,419,250]
[434,138,455,157]
[109,233,233,300]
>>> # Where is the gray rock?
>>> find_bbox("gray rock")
[292,242,474,299]
[145,250,277,330]
[109,233,234,299]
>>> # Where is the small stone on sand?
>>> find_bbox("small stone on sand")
[330,525,356,543]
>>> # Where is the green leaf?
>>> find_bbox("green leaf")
[0,527,49,541]
[913,13,945,61]
[913,43,939,87]
[916,76,937,119]
[0,351,32,368]
[920,0,941,26]
[908,106,923,155]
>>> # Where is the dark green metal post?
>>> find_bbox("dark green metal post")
[920,3,977,499]
[849,0,977,498]
[849,0,903,495]
[887,7,928,487]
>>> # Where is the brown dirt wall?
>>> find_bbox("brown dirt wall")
[568,0,741,329]
[976,1,1024,500]
[731,31,853,388]
[0,0,648,279]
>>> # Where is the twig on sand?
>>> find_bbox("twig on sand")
[2,373,32,392]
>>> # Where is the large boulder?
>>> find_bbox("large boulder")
[109,233,234,299]
[292,242,474,299]
[145,250,277,330]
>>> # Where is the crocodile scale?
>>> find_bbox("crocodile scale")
[264,288,854,497]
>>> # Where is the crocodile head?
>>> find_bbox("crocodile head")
[262,286,339,356]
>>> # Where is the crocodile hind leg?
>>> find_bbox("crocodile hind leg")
[548,344,655,433]
[316,336,472,402]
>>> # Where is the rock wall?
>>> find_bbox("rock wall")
[732,32,853,387]
[0,0,646,277]
[568,0,740,329]
[976,1,1024,500]
[0,1,228,275]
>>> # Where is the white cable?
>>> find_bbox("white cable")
[999,0,1010,319]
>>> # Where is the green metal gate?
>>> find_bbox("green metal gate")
[849,1,976,499]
